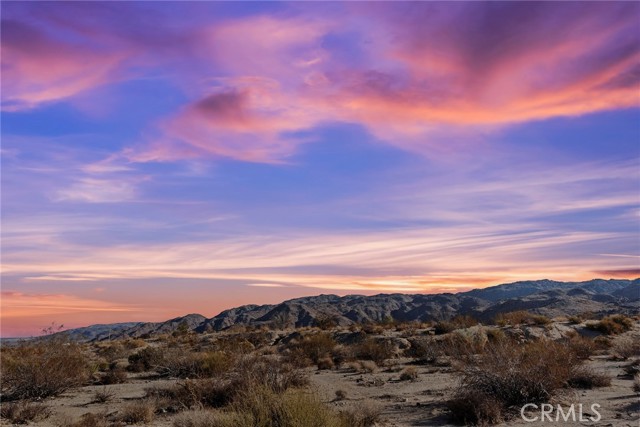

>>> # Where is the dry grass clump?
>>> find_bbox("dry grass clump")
[612,337,640,359]
[161,350,234,378]
[567,366,611,389]
[148,356,309,413]
[348,360,378,374]
[119,399,156,424]
[495,310,551,326]
[339,401,382,427]
[127,346,165,372]
[0,401,51,424]
[565,334,597,360]
[586,314,633,335]
[447,340,604,424]
[234,356,309,393]
[447,391,502,426]
[128,346,234,378]
[317,356,335,370]
[147,379,236,411]
[93,387,115,403]
[100,363,128,384]
[172,409,251,427]
[1,337,90,400]
[434,315,478,335]
[399,366,418,381]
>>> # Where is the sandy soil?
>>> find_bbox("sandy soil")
[2,323,639,427]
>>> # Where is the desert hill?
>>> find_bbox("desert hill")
[60,278,639,341]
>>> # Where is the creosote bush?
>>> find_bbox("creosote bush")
[447,339,608,425]
[586,314,633,335]
[1,336,90,400]
[354,337,394,364]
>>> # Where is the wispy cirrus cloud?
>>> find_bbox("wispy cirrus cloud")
[55,177,140,203]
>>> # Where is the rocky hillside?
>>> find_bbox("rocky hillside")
[61,278,639,341]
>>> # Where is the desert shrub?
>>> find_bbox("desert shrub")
[335,389,347,401]
[100,364,128,384]
[567,315,583,324]
[447,340,582,424]
[495,311,551,327]
[128,346,165,372]
[453,315,479,328]
[447,390,502,425]
[566,335,597,360]
[586,315,633,335]
[314,315,339,330]
[292,333,336,364]
[119,399,156,424]
[172,409,252,427]
[1,337,90,400]
[93,387,115,403]
[330,344,353,367]
[406,337,441,363]
[70,412,114,427]
[339,401,382,427]
[0,401,51,424]
[360,322,384,334]
[160,350,234,378]
[359,360,378,373]
[281,347,313,368]
[433,321,457,335]
[148,379,237,411]
[399,366,418,381]
[354,338,394,364]
[347,360,377,374]
[439,331,486,361]
[234,356,308,393]
[567,367,611,389]
[317,356,335,370]
[613,337,640,359]
[485,328,506,343]
[230,386,343,427]
[593,335,612,349]
[96,342,127,363]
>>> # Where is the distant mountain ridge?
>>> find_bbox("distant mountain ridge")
[58,278,639,342]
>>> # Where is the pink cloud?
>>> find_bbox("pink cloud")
[133,3,639,162]
[1,20,129,111]
[3,3,638,158]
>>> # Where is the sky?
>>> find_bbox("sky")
[1,1,639,337]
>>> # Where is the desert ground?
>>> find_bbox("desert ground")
[1,313,639,427]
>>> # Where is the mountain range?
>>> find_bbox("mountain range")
[58,278,639,342]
